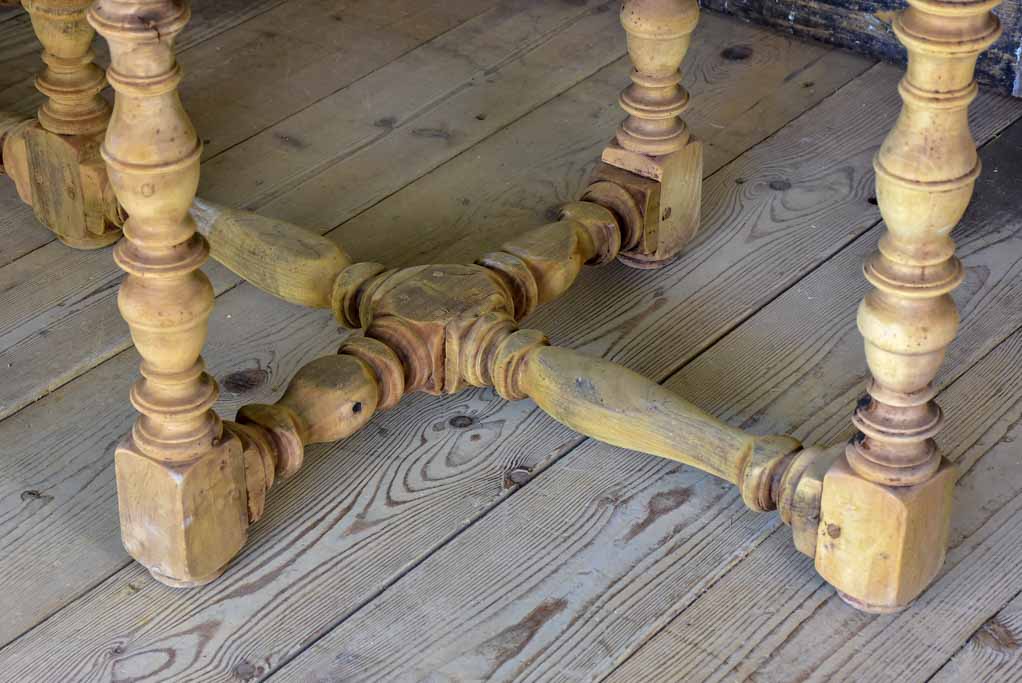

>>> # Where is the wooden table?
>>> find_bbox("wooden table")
[0,0,1005,628]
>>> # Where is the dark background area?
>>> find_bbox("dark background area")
[706,0,1022,97]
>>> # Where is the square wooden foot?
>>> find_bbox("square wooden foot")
[593,138,702,268]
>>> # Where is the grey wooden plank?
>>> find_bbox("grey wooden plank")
[930,591,1022,683]
[0,9,852,655]
[0,0,299,112]
[0,11,867,422]
[0,27,877,680]
[0,181,43,268]
[253,22,867,245]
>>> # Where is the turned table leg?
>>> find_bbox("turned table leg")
[816,0,1004,612]
[23,0,109,136]
[10,0,121,248]
[590,0,703,267]
[89,0,248,586]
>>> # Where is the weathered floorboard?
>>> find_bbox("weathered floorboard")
[2,62,1018,681]
[0,30,878,678]
[255,25,867,244]
[269,108,1022,683]
[930,592,1022,683]
[0,0,618,644]
[280,328,1022,683]
[0,0,294,106]
[0,183,38,269]
[0,13,867,658]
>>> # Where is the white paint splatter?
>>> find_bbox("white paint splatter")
[1014,43,1021,97]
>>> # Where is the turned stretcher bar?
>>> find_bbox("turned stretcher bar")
[171,190,951,614]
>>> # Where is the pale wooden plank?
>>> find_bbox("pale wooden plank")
[0,28,875,674]
[0,0,613,421]
[0,182,43,268]
[930,592,1022,683]
[267,103,1022,683]
[603,107,1022,683]
[0,0,501,260]
[0,11,868,421]
[179,0,504,161]
[198,0,631,212]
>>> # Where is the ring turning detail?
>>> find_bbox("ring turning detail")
[0,0,1002,613]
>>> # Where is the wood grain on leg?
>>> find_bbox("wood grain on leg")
[599,0,703,267]
[822,0,1005,612]
[4,0,122,248]
[88,0,247,586]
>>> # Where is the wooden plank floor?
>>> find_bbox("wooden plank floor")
[0,1,1020,681]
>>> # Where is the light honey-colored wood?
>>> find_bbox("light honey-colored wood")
[0,113,357,304]
[510,343,805,504]
[180,0,1009,613]
[613,0,697,157]
[1,0,1021,674]
[0,9,867,429]
[196,200,619,329]
[230,340,392,521]
[88,0,246,587]
[599,0,703,267]
[1,0,122,248]
[819,0,1005,613]
[595,118,1022,682]
[278,167,1022,683]
[204,196,831,561]
[190,197,352,309]
[283,218,832,547]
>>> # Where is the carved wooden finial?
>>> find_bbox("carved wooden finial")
[89,0,247,587]
[615,0,698,156]
[23,0,110,136]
